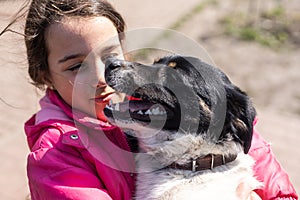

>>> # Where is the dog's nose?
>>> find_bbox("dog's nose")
[105,57,128,84]
[105,57,125,71]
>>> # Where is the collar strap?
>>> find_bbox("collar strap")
[168,154,237,172]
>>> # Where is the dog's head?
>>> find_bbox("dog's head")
[104,55,256,154]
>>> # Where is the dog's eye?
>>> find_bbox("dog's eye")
[168,62,177,68]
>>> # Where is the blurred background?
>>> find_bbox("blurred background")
[0,0,299,199]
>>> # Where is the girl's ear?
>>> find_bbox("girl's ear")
[43,74,55,90]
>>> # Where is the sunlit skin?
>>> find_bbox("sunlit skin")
[46,16,124,122]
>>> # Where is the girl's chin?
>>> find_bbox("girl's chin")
[94,105,108,122]
[97,114,108,122]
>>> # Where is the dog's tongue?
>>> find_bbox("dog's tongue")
[109,94,143,111]
[126,95,142,101]
[125,96,148,112]
[115,100,155,113]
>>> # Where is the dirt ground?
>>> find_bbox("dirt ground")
[0,0,299,199]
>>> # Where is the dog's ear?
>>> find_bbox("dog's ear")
[221,84,256,154]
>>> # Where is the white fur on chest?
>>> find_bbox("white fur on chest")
[123,129,261,199]
[135,153,260,200]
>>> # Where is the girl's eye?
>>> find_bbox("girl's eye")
[68,64,81,72]
[68,63,83,72]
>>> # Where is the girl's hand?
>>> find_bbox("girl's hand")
[247,191,262,200]
[236,182,262,200]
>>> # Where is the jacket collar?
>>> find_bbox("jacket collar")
[44,89,115,130]
[25,89,118,149]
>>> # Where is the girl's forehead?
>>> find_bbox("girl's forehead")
[45,16,120,51]
[48,16,116,35]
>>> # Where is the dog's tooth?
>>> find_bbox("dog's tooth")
[145,109,152,115]
[137,110,144,115]
[115,103,120,111]
[105,105,113,110]
[151,107,160,115]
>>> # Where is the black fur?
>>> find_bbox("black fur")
[104,55,256,153]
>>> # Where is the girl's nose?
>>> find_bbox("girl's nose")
[95,81,107,89]
[91,74,108,89]
[89,57,107,88]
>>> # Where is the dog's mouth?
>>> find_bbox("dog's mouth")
[104,95,175,124]
[103,57,179,128]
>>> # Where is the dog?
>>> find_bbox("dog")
[103,55,261,200]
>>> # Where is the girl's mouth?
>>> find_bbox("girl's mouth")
[93,93,115,103]
[93,92,126,104]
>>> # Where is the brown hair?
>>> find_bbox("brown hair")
[23,0,126,89]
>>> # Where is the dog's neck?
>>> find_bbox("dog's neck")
[134,131,243,172]
[167,153,237,172]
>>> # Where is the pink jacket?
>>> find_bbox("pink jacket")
[25,89,136,200]
[249,120,298,200]
[25,89,298,200]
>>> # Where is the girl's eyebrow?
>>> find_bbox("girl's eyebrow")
[58,45,120,64]
[58,53,84,64]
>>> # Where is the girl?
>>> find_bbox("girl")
[23,0,136,199]
[1,0,297,199]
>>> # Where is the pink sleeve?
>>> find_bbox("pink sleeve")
[249,122,298,200]
[27,128,113,200]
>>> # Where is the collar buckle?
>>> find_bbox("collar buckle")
[192,158,198,172]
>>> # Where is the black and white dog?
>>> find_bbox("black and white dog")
[104,55,261,200]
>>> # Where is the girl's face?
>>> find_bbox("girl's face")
[46,16,124,121]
